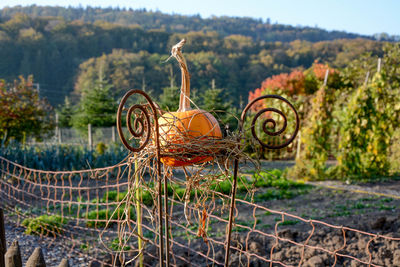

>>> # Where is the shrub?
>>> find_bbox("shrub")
[289,83,334,180]
[337,72,397,179]
[22,215,67,235]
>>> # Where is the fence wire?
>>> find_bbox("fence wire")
[1,155,400,266]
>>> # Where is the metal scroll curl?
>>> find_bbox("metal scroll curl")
[240,94,299,150]
[116,89,160,153]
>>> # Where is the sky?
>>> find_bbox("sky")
[1,0,399,36]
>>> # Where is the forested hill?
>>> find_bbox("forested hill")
[0,7,385,107]
[0,5,371,43]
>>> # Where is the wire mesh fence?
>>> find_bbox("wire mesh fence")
[27,126,120,147]
[1,155,400,266]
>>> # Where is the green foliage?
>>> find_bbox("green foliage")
[75,51,162,99]
[0,6,379,43]
[200,87,238,130]
[22,215,67,235]
[289,84,334,180]
[102,191,119,202]
[57,97,74,128]
[253,170,304,188]
[102,189,153,206]
[84,206,136,228]
[0,10,383,107]
[0,76,54,144]
[0,141,126,170]
[252,170,311,201]
[72,80,117,132]
[337,72,398,178]
[110,237,131,251]
[389,129,400,173]
[158,86,180,111]
[279,219,300,226]
[201,88,231,112]
[96,142,107,155]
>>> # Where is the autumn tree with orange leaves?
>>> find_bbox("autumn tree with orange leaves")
[246,62,340,160]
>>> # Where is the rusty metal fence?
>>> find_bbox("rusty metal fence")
[1,155,400,266]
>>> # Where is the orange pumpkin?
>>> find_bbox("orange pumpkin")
[158,39,222,167]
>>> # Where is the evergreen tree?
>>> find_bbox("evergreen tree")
[200,87,237,130]
[72,80,117,132]
[158,86,180,111]
[57,97,74,128]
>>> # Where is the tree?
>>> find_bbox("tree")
[57,96,74,128]
[0,76,54,144]
[158,86,180,111]
[72,80,117,132]
[200,87,237,130]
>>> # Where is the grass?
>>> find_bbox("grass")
[102,190,153,206]
[280,220,300,226]
[232,226,248,232]
[379,205,396,211]
[83,206,136,228]
[380,198,393,203]
[250,169,311,201]
[258,224,272,229]
[110,237,132,251]
[206,169,312,202]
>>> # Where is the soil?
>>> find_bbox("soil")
[135,175,400,267]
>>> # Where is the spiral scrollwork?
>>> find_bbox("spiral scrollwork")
[116,90,160,153]
[240,95,299,149]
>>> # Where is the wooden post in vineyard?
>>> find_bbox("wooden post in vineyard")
[88,124,93,150]
[296,130,301,160]
[112,126,116,143]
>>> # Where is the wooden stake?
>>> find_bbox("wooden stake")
[377,58,382,73]
[296,130,301,160]
[112,126,116,143]
[88,124,93,150]
[26,247,46,267]
[57,259,69,267]
[323,69,329,87]
[4,241,22,267]
[364,71,370,87]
